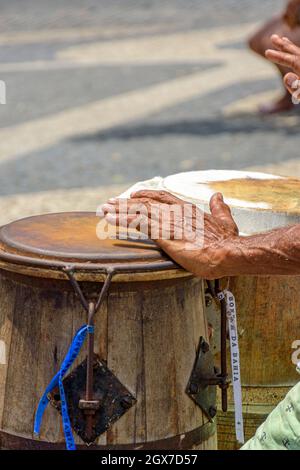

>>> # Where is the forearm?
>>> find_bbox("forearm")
[222,224,300,276]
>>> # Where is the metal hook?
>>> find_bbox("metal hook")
[214,279,229,412]
[63,266,115,441]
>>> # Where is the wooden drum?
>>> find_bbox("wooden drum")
[0,212,216,450]
[163,170,300,449]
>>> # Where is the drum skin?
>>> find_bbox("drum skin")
[0,213,216,450]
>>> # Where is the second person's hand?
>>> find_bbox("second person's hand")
[266,34,300,97]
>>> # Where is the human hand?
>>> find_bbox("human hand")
[102,191,240,280]
[266,34,300,99]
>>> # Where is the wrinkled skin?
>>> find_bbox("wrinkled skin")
[103,191,238,279]
[102,191,300,279]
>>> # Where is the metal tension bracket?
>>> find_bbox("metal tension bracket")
[49,266,136,445]
[186,280,230,421]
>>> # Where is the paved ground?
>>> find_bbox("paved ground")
[1,0,300,226]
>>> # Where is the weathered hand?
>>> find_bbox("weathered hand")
[266,34,300,97]
[102,190,239,280]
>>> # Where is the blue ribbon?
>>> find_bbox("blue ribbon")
[34,324,94,450]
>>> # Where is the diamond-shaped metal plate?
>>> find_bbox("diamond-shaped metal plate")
[49,354,136,444]
[186,337,217,422]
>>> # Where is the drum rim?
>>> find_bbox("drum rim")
[0,211,180,275]
[0,211,166,262]
[0,247,178,273]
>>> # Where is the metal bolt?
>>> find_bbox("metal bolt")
[201,341,210,353]
[189,382,199,394]
[205,295,212,307]
[209,406,217,418]
[121,396,132,409]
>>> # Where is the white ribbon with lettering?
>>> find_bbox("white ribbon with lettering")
[225,290,244,444]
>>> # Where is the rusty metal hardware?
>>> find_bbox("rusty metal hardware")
[186,336,229,421]
[205,294,212,308]
[78,400,101,411]
[49,355,136,444]
[55,266,136,444]
[214,279,230,412]
[205,279,230,412]
[187,278,231,417]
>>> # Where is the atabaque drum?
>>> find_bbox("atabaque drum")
[0,212,217,450]
[162,170,300,449]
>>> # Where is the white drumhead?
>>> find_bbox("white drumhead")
[162,170,300,234]
[163,170,284,210]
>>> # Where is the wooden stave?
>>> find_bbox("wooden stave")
[215,274,300,450]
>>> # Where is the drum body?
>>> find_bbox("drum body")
[162,170,300,449]
[0,212,216,450]
[216,275,300,450]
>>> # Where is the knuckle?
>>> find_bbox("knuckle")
[291,56,300,70]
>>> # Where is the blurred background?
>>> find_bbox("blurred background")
[0,0,298,226]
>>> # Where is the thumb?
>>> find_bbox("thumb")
[209,193,238,234]
[284,72,300,99]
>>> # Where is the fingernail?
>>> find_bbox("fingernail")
[108,197,116,203]
[287,75,299,87]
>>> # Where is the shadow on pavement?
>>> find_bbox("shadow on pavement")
[71,112,300,142]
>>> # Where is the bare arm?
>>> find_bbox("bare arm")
[223,225,300,276]
[102,191,300,279]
